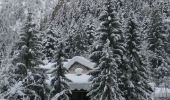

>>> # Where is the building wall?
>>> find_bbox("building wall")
[68,62,91,74]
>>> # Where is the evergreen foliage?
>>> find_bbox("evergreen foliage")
[1,0,170,99]
[147,7,170,84]
[50,43,71,100]
[120,12,152,100]
[42,29,58,61]
[88,0,124,99]
[3,12,47,100]
[65,27,89,58]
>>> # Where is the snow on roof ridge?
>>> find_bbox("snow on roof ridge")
[64,56,96,69]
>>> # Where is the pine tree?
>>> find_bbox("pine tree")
[4,12,47,100]
[65,27,89,58]
[50,42,71,100]
[147,7,170,85]
[86,21,95,46]
[42,29,58,61]
[121,12,152,100]
[88,41,123,100]
[88,0,124,99]
[12,12,43,72]
[0,43,6,66]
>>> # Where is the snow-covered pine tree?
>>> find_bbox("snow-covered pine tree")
[121,12,152,100]
[86,21,95,46]
[147,7,170,85]
[4,12,48,100]
[88,41,123,100]
[50,42,71,100]
[88,0,124,99]
[12,12,43,73]
[85,21,96,56]
[0,43,6,66]
[65,27,89,58]
[42,28,58,61]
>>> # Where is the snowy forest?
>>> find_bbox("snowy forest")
[0,0,170,100]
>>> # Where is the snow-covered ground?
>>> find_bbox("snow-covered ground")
[153,87,170,99]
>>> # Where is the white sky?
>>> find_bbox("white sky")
[0,1,2,11]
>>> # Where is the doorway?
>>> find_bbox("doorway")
[69,89,90,100]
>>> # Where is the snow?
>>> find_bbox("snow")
[51,90,68,100]
[164,17,170,23]
[45,74,91,90]
[39,62,56,70]
[154,87,170,98]
[64,56,96,69]
[66,74,91,90]
[45,74,54,85]
[108,16,111,21]
[66,74,90,83]
[40,56,96,70]
[42,59,92,90]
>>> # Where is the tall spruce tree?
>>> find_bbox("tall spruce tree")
[12,12,44,74]
[42,29,58,61]
[88,0,124,99]
[50,42,71,100]
[121,12,152,100]
[147,7,170,84]
[4,12,48,100]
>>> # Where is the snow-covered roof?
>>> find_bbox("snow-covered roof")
[66,74,90,83]
[45,74,91,90]
[64,56,96,69]
[66,74,91,90]
[39,62,56,70]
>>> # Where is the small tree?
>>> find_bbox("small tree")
[50,43,71,100]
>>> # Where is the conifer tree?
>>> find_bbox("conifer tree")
[50,42,71,100]
[12,12,43,74]
[0,43,6,66]
[88,41,123,100]
[88,0,124,99]
[65,27,89,58]
[147,7,170,84]
[4,12,47,100]
[121,12,152,100]
[86,21,95,46]
[42,29,58,61]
